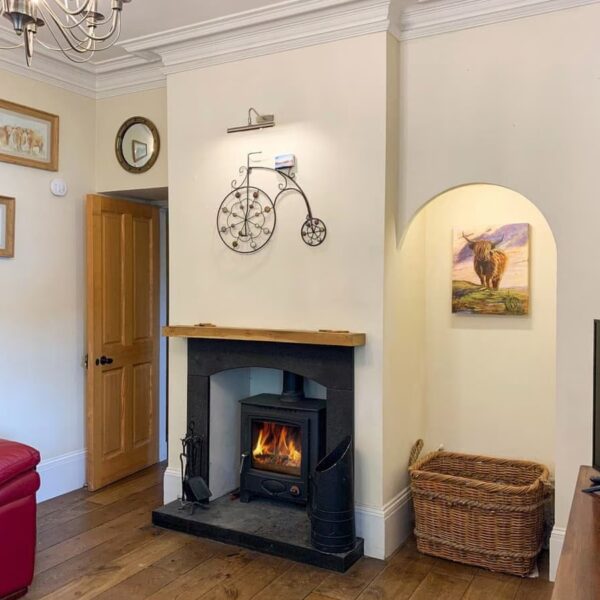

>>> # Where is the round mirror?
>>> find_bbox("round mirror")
[115,117,160,173]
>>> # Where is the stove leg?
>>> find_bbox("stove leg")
[240,491,251,503]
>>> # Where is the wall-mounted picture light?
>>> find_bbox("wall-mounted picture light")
[227,108,275,134]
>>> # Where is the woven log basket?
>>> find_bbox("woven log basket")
[409,441,552,577]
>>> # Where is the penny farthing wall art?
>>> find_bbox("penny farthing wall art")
[217,152,327,253]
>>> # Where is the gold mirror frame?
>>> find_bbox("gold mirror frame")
[115,116,160,174]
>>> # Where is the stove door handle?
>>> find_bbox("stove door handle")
[240,452,249,475]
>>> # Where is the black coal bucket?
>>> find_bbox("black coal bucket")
[310,435,355,553]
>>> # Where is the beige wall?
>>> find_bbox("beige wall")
[166,33,389,518]
[383,34,427,510]
[420,185,556,468]
[0,70,95,499]
[398,3,600,540]
[383,208,427,502]
[95,87,168,192]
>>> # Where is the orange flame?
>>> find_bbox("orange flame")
[252,422,302,476]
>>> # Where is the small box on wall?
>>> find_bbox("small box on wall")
[275,154,295,170]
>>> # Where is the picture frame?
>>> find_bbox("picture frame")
[0,196,15,258]
[0,99,59,171]
[452,223,530,316]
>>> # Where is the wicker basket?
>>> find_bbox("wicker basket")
[409,442,551,577]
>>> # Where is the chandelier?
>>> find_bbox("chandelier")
[0,0,130,66]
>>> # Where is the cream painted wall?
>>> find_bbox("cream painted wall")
[383,208,426,502]
[383,34,427,507]
[95,87,168,192]
[421,185,556,468]
[398,3,600,535]
[166,33,389,515]
[0,70,95,499]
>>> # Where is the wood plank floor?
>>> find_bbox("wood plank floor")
[30,463,554,600]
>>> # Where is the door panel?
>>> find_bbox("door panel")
[133,362,153,447]
[101,212,125,346]
[132,216,152,342]
[87,195,160,491]
[102,368,126,458]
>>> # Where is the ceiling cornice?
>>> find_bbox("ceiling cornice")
[149,0,395,74]
[0,0,597,99]
[401,0,600,40]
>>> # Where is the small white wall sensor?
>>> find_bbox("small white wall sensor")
[50,178,68,197]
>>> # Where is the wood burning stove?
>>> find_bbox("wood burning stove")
[239,372,326,505]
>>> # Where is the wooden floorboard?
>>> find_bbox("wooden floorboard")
[26,463,554,600]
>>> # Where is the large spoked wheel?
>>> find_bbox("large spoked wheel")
[217,187,276,253]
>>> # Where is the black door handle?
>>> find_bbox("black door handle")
[95,356,114,366]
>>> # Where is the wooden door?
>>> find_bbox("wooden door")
[86,194,160,491]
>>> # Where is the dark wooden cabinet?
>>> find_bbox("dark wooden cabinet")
[552,466,600,599]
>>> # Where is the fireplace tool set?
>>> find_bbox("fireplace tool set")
[179,422,212,513]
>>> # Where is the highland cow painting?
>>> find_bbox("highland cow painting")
[452,224,530,315]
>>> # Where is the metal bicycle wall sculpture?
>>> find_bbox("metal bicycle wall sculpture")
[217,152,327,254]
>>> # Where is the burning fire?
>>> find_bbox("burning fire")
[252,421,302,476]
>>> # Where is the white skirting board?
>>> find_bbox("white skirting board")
[163,469,412,559]
[164,467,182,504]
[36,449,87,503]
[356,488,413,559]
[549,526,566,582]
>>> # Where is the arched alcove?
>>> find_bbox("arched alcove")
[389,183,557,486]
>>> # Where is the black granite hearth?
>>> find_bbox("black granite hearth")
[152,495,364,573]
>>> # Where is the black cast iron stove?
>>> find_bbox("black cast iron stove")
[239,371,325,505]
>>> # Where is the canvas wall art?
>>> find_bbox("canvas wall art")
[452,223,530,315]
[0,99,59,171]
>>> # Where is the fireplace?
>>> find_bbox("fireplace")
[239,372,326,505]
[153,327,366,572]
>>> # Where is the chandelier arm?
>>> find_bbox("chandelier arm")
[56,8,119,32]
[37,35,96,52]
[42,24,98,62]
[41,0,96,17]
[80,11,121,42]
[38,1,100,32]
[44,13,96,54]
[39,0,120,41]
[37,23,119,51]
[56,10,121,43]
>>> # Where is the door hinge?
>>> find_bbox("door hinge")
[84,354,89,369]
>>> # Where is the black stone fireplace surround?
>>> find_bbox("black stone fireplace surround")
[152,329,365,571]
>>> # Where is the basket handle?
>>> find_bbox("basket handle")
[409,439,424,467]
[542,479,555,499]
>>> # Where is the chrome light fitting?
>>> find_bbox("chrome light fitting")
[0,0,131,66]
[227,108,275,134]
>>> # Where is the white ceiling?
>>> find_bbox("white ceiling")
[96,0,287,62]
[115,0,285,40]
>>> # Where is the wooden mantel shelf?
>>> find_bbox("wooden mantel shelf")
[162,325,366,347]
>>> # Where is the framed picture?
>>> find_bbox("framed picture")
[452,223,530,315]
[0,99,59,171]
[0,196,15,258]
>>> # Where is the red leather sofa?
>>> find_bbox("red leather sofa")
[0,439,41,600]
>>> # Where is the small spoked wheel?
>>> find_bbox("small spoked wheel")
[301,218,326,247]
